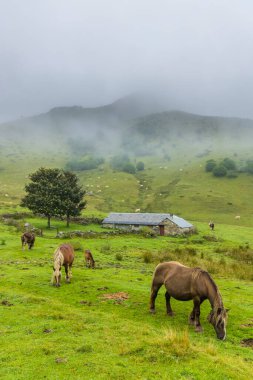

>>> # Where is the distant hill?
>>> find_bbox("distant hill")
[1,93,253,155]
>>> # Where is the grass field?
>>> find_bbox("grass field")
[0,216,253,380]
[1,150,253,379]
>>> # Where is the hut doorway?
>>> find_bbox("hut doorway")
[159,225,165,236]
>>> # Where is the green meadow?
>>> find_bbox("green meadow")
[0,151,253,379]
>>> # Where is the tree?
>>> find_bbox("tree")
[60,171,86,227]
[21,168,86,228]
[212,165,227,177]
[222,158,236,170]
[205,159,217,172]
[122,162,136,174]
[136,161,145,171]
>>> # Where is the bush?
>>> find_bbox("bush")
[205,159,217,172]
[143,251,152,263]
[245,160,253,174]
[212,165,227,177]
[110,154,130,171]
[115,253,123,261]
[140,227,157,237]
[122,162,136,174]
[222,158,236,170]
[65,156,104,171]
[71,241,83,251]
[136,161,145,171]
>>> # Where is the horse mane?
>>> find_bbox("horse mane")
[193,267,224,309]
[53,247,64,269]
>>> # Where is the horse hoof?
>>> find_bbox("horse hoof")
[167,312,175,317]
[150,309,156,314]
[195,326,203,333]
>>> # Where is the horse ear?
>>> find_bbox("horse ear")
[217,307,222,315]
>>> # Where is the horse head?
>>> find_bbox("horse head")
[208,307,228,340]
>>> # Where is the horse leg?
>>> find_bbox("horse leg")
[165,291,174,316]
[64,264,70,283]
[189,307,196,325]
[150,281,162,313]
[193,297,203,333]
[69,264,73,279]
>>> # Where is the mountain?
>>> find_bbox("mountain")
[1,94,253,155]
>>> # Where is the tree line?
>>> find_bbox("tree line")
[205,157,253,178]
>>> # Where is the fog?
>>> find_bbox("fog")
[1,0,253,123]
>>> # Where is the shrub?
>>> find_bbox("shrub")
[136,161,145,171]
[110,154,130,171]
[227,170,238,178]
[140,227,157,238]
[222,158,236,170]
[244,160,253,174]
[115,253,123,261]
[212,165,227,177]
[122,162,136,174]
[100,241,111,253]
[205,159,217,172]
[143,251,152,263]
[71,241,83,251]
[65,156,104,171]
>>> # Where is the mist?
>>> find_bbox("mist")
[1,1,253,123]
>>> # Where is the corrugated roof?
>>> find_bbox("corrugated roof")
[102,213,193,228]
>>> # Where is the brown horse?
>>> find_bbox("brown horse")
[21,232,35,250]
[51,244,74,287]
[150,261,228,340]
[84,249,95,268]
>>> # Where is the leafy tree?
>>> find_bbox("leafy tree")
[60,171,86,227]
[245,160,253,174]
[136,161,145,171]
[222,158,236,170]
[122,162,136,174]
[205,159,217,172]
[212,165,227,177]
[21,168,86,228]
[110,154,130,171]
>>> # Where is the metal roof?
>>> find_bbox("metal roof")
[102,213,193,228]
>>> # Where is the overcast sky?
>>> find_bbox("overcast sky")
[1,0,253,122]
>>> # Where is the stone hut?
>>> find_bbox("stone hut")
[102,213,194,236]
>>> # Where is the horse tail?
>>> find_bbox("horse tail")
[53,247,64,268]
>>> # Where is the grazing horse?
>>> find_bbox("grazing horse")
[21,232,35,250]
[84,249,95,268]
[51,244,74,287]
[150,261,228,340]
[209,221,215,230]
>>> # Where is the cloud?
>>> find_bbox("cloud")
[1,0,253,121]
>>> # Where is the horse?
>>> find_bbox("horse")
[209,221,215,230]
[150,261,228,340]
[51,244,74,287]
[21,232,35,250]
[84,249,95,268]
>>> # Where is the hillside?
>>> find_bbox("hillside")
[1,95,253,225]
[1,94,253,156]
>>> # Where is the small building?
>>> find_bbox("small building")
[102,212,194,236]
